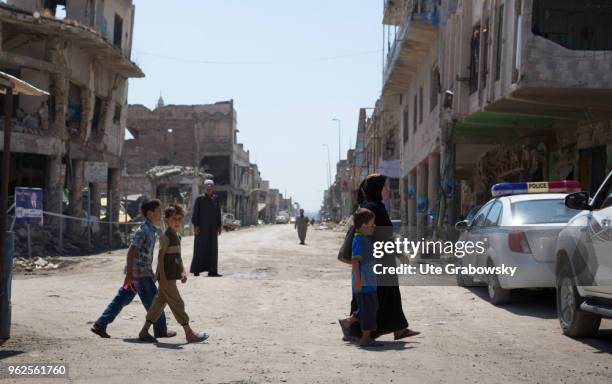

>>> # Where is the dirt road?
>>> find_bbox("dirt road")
[2,225,611,383]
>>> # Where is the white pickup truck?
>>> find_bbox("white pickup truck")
[555,172,612,337]
[222,213,241,231]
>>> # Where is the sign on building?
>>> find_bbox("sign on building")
[84,161,108,183]
[15,187,44,225]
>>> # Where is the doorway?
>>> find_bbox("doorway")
[579,146,607,194]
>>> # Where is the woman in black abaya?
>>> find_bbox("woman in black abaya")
[342,173,419,340]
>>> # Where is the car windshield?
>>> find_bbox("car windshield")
[511,199,577,224]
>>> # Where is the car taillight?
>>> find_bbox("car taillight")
[508,230,532,253]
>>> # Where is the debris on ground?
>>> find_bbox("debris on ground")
[13,256,60,272]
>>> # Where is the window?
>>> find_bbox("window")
[512,0,522,83]
[495,4,504,81]
[0,69,20,118]
[594,180,612,210]
[472,201,494,228]
[511,199,577,224]
[402,107,409,143]
[113,104,122,124]
[484,201,503,227]
[66,82,82,133]
[48,94,56,123]
[430,66,440,111]
[113,14,123,49]
[482,19,490,89]
[44,0,67,19]
[469,23,481,94]
[418,86,423,124]
[412,94,417,132]
[532,0,612,51]
[92,97,102,134]
[88,0,96,26]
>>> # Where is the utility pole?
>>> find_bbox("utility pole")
[322,144,331,189]
[332,118,341,162]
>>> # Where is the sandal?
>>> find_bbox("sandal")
[187,332,209,343]
[139,333,157,343]
[394,328,420,340]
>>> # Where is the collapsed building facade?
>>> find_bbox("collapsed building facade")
[123,99,267,225]
[0,0,142,238]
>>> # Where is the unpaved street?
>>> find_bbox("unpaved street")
[2,225,611,383]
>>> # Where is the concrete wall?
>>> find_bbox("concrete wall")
[520,0,612,89]
[124,103,236,179]
[399,41,440,177]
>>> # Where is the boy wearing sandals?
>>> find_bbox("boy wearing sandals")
[348,208,383,347]
[139,204,208,343]
[91,199,176,339]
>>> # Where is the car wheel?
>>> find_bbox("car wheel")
[487,261,511,305]
[556,263,601,337]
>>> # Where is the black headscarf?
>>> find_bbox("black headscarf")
[357,173,387,204]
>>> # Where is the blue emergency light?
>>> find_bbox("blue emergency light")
[491,181,581,197]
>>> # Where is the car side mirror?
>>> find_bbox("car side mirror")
[565,192,591,211]
[455,220,469,231]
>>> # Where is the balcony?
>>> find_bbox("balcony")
[484,0,612,120]
[382,0,438,96]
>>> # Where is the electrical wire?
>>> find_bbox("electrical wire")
[133,49,382,65]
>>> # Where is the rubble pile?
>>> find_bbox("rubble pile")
[13,256,60,272]
[145,165,211,181]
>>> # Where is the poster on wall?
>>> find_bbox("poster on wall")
[15,187,44,226]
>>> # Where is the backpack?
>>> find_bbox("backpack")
[337,225,355,264]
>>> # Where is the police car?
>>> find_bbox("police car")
[455,181,581,305]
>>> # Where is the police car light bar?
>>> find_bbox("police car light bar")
[491,181,581,197]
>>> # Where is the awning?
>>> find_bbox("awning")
[455,111,556,145]
[0,71,49,96]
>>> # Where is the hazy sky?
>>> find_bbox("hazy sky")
[128,0,382,212]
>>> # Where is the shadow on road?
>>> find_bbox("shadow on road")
[155,342,185,350]
[122,338,186,349]
[465,286,612,353]
[343,340,418,351]
[0,350,24,360]
[465,286,557,319]
[571,330,612,355]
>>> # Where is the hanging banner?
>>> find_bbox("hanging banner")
[15,187,44,225]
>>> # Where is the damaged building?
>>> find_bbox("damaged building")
[0,0,143,238]
[123,99,263,225]
[379,0,612,238]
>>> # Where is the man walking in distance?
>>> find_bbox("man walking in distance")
[191,179,223,277]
